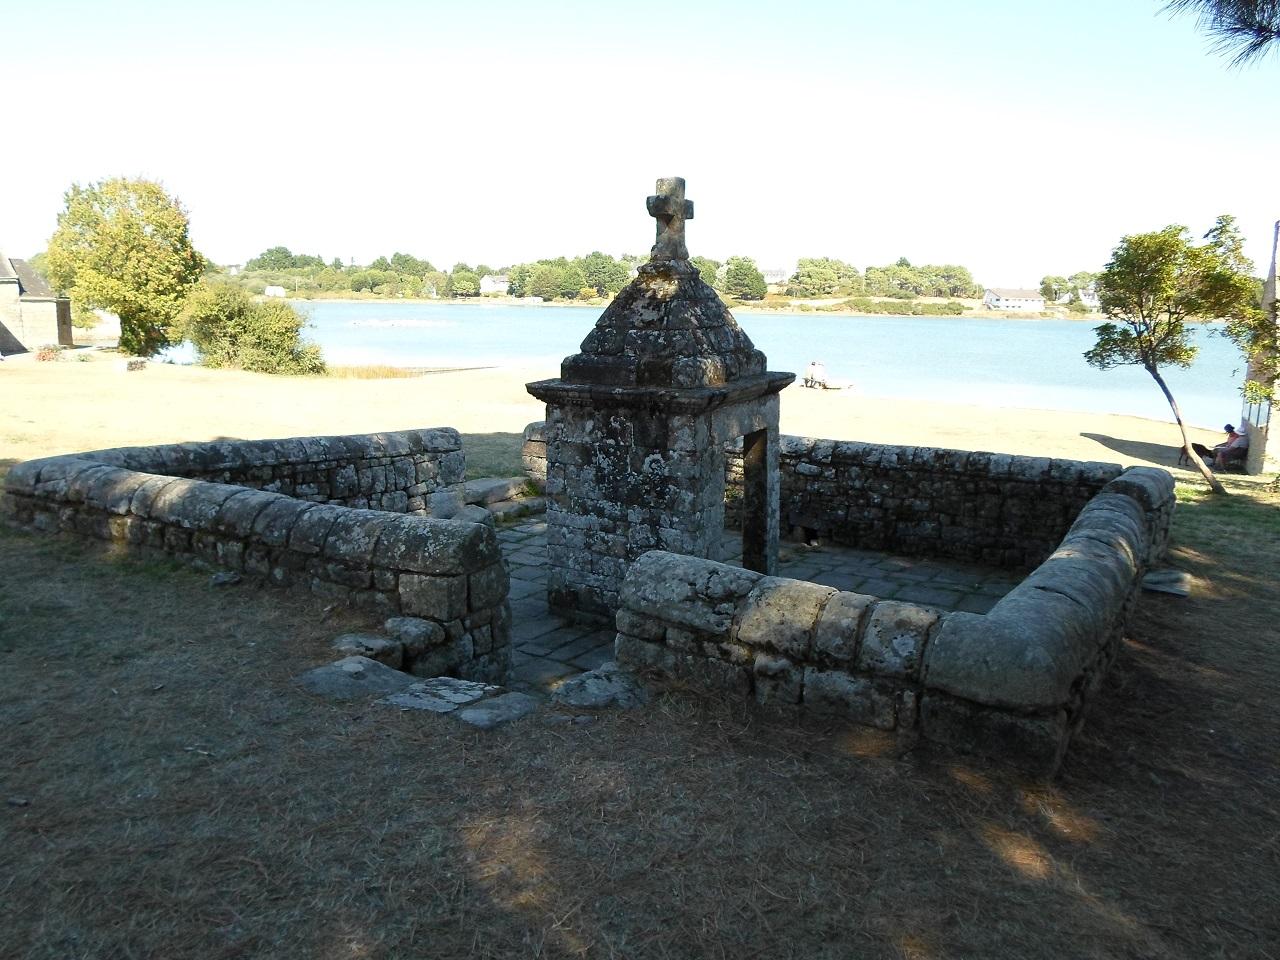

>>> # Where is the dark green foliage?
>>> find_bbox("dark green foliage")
[246,247,324,270]
[863,261,980,298]
[689,256,721,287]
[177,281,325,375]
[1167,0,1280,64]
[786,258,863,298]
[45,178,207,357]
[578,251,629,295]
[842,298,967,316]
[722,256,767,300]
[447,270,480,297]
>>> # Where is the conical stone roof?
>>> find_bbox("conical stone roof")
[561,259,767,389]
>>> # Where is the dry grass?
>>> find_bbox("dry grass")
[1,488,1279,958]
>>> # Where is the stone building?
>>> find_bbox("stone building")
[0,251,73,354]
[527,178,793,622]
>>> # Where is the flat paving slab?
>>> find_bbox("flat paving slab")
[498,517,1022,693]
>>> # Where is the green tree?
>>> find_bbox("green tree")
[690,256,721,287]
[1040,275,1069,300]
[369,256,392,271]
[577,251,629,295]
[389,252,434,275]
[246,246,298,270]
[788,258,862,298]
[447,269,480,297]
[177,281,325,375]
[45,178,207,356]
[722,256,767,300]
[1084,218,1259,493]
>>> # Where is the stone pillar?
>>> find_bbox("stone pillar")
[527,178,793,623]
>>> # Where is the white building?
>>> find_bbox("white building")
[479,274,509,295]
[0,251,72,353]
[983,288,1046,311]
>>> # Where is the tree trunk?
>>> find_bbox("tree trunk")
[1148,365,1227,494]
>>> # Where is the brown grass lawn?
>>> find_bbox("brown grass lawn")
[1,481,1278,959]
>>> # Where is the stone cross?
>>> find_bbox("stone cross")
[646,177,694,261]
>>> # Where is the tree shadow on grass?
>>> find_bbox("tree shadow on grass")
[1080,432,1183,467]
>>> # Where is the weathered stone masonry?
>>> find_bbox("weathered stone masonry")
[727,436,1129,570]
[1,429,510,683]
[617,466,1175,776]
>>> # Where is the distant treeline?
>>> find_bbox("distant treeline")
[227,247,987,306]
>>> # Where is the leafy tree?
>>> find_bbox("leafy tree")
[1084,217,1259,493]
[526,261,587,300]
[722,256,767,300]
[1167,0,1280,64]
[577,251,629,295]
[1040,275,1069,300]
[45,177,206,356]
[246,246,297,270]
[369,256,392,271]
[447,269,480,297]
[1068,270,1098,295]
[690,256,721,287]
[1216,217,1278,404]
[788,258,862,297]
[177,281,324,375]
[474,264,494,279]
[389,252,434,275]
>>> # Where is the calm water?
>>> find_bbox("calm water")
[261,300,1252,429]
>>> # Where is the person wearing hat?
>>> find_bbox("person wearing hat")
[1214,423,1249,469]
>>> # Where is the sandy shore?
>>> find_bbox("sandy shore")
[0,351,1227,476]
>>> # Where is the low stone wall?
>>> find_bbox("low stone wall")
[728,437,1125,570]
[521,421,547,490]
[78,428,467,515]
[2,430,509,683]
[617,468,1175,776]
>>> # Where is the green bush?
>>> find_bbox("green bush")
[177,282,325,375]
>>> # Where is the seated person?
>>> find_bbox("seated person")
[1214,423,1249,469]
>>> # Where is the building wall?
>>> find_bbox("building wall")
[0,282,73,351]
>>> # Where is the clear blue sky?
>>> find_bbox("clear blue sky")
[2,0,1275,284]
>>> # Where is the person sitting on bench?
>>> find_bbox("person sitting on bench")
[1214,423,1249,469]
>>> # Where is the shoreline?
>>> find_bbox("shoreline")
[0,356,1248,480]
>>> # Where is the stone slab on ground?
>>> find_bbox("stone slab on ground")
[551,662,649,710]
[455,692,540,729]
[332,632,404,668]
[297,656,416,700]
[1142,568,1191,597]
[381,677,500,713]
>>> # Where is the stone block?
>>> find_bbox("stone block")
[615,634,677,674]
[384,616,448,656]
[375,514,499,575]
[919,692,1068,778]
[251,497,317,548]
[297,656,415,701]
[802,668,898,729]
[734,577,836,659]
[400,573,468,620]
[621,552,762,636]
[813,591,873,663]
[84,468,150,515]
[468,562,509,611]
[856,601,937,681]
[754,652,802,705]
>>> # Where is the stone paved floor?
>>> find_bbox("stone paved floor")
[497,517,1023,694]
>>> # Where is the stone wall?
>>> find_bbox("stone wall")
[616,467,1175,777]
[80,428,467,515]
[727,436,1125,570]
[521,421,547,490]
[1,430,510,683]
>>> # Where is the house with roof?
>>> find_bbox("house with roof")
[0,251,72,354]
[982,287,1046,312]
[479,274,509,295]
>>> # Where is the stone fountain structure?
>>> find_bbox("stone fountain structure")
[527,177,794,622]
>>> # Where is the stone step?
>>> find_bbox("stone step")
[488,497,547,521]
[464,476,529,505]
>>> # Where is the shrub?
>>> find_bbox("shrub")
[35,344,64,361]
[177,282,325,375]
